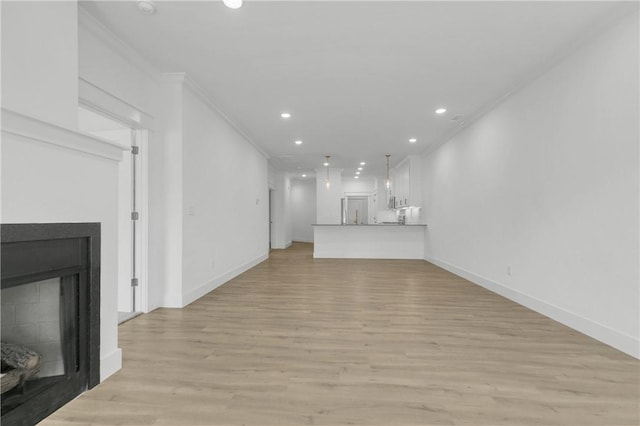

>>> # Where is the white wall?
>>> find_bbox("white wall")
[271,170,292,249]
[78,125,134,314]
[342,177,375,194]
[78,10,160,116]
[422,13,639,357]
[1,1,78,129]
[316,168,343,224]
[1,113,126,381]
[1,1,125,381]
[155,77,185,308]
[291,178,316,242]
[181,86,269,305]
[79,14,166,312]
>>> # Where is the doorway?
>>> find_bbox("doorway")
[345,196,370,225]
[78,107,143,323]
[269,188,275,249]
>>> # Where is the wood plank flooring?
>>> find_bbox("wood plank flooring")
[43,243,639,425]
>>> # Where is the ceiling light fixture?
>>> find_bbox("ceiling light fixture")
[137,1,156,14]
[295,140,302,145]
[302,174,307,178]
[357,167,363,171]
[223,0,243,9]
[356,171,360,175]
[354,176,359,179]
[409,138,417,143]
[385,154,391,190]
[360,162,366,166]
[325,156,331,189]
[281,112,291,119]
[435,108,447,114]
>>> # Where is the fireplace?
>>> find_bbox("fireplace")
[1,223,100,426]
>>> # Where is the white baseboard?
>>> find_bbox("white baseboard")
[271,241,292,249]
[292,239,314,244]
[426,256,639,359]
[100,348,122,382]
[182,253,269,307]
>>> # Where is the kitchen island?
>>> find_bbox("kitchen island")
[312,224,427,259]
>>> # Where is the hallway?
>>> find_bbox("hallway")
[43,243,639,425]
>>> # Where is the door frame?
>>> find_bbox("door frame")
[269,186,276,250]
[79,81,151,313]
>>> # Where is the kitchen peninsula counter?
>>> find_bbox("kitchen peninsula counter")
[312,224,427,226]
[312,224,426,259]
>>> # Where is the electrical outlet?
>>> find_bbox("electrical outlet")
[211,259,216,270]
[188,206,196,216]
[507,266,512,276]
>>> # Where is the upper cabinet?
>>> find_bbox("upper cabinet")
[391,155,422,208]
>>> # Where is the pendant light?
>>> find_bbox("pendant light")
[385,154,391,189]
[325,156,331,189]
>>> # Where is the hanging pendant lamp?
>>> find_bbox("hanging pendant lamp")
[385,154,391,189]
[325,156,331,189]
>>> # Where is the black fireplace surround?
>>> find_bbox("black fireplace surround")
[1,223,100,425]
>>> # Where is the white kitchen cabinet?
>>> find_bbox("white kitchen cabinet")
[392,156,421,208]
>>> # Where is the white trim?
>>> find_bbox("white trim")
[292,239,314,244]
[421,6,639,158]
[78,6,160,82]
[80,7,268,160]
[426,256,640,359]
[161,72,270,160]
[2,109,128,161]
[79,78,155,130]
[181,253,269,307]
[344,192,372,197]
[78,83,152,316]
[100,348,122,382]
[134,129,151,313]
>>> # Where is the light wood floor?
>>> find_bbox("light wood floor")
[43,243,639,425]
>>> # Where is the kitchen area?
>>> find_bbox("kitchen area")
[308,155,427,259]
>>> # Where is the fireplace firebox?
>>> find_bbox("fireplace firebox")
[1,223,100,426]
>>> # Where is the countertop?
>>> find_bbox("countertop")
[312,223,427,226]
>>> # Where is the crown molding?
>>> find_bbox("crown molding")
[421,4,639,159]
[78,5,161,82]
[79,7,269,160]
[159,72,270,160]
[2,109,128,161]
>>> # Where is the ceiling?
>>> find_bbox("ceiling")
[81,1,631,178]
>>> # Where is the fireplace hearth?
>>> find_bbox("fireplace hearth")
[1,223,100,426]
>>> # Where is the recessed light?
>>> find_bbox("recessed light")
[435,108,447,114]
[295,140,302,145]
[281,112,291,119]
[223,0,243,9]
[409,138,417,143]
[360,162,366,166]
[356,171,361,175]
[357,167,363,171]
[354,176,359,179]
[302,174,307,178]
[137,1,156,14]
[323,162,329,166]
